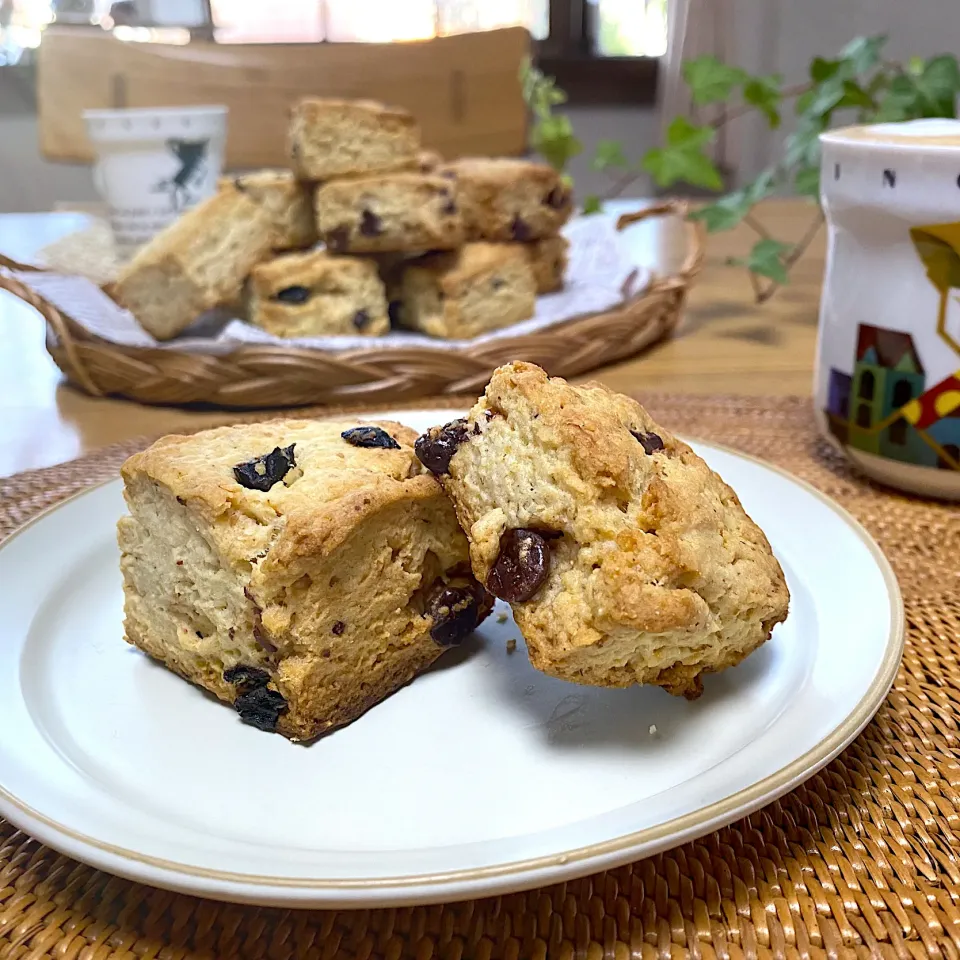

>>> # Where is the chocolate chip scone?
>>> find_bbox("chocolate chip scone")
[111,190,274,341]
[415,363,789,696]
[219,169,317,251]
[288,98,420,180]
[441,158,573,242]
[248,250,389,337]
[399,243,536,338]
[315,173,463,254]
[118,419,492,741]
[524,235,569,294]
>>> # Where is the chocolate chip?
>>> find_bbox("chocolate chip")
[428,583,488,646]
[275,285,311,305]
[491,277,505,291]
[441,196,457,215]
[233,177,247,193]
[352,309,370,330]
[332,620,345,635]
[234,685,288,732]
[359,209,383,237]
[325,226,350,252]
[473,421,481,435]
[441,170,457,180]
[510,215,532,241]
[415,418,469,474]
[388,299,403,327]
[631,430,664,455]
[290,142,300,161]
[233,444,297,492]
[341,425,401,449]
[545,187,569,209]
[223,665,271,689]
[487,528,552,602]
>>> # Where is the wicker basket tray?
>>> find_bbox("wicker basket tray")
[0,201,703,409]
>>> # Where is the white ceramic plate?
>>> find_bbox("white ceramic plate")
[0,410,903,908]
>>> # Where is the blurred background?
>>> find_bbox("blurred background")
[1,0,959,212]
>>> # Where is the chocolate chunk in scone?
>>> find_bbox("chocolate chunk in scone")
[315,173,464,254]
[440,158,573,242]
[416,362,790,697]
[247,250,389,338]
[118,418,491,740]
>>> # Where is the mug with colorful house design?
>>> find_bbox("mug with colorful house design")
[816,119,960,500]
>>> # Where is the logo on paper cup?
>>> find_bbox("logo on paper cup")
[152,138,211,211]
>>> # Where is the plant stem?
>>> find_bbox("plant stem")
[712,81,812,129]
[751,208,825,303]
[743,213,773,241]
[601,170,644,201]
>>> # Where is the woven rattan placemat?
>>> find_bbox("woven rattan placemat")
[1,394,957,960]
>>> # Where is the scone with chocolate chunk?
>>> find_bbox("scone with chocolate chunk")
[415,363,789,696]
[248,250,389,338]
[315,173,463,254]
[111,190,274,340]
[399,243,536,339]
[288,98,420,180]
[525,235,569,294]
[220,169,317,251]
[442,158,573,242]
[118,419,491,741]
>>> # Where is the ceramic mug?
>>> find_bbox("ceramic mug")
[83,105,227,259]
[816,119,960,500]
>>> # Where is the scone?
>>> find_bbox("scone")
[220,169,317,251]
[399,243,536,338]
[118,419,492,741]
[111,190,274,341]
[441,158,574,242]
[525,235,569,294]
[315,173,463,254]
[415,363,790,696]
[248,250,389,338]
[288,98,420,180]
[417,149,443,173]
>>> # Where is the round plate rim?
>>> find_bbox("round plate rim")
[0,435,905,906]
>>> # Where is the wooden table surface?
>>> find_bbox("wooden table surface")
[0,199,825,479]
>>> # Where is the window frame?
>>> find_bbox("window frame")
[537,0,659,106]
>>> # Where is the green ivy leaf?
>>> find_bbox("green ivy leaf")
[734,239,791,284]
[592,139,630,171]
[530,113,582,172]
[810,57,840,83]
[918,54,960,115]
[794,165,821,198]
[690,169,776,233]
[839,35,887,75]
[581,195,603,215]
[641,117,723,191]
[682,55,749,105]
[785,115,827,169]
[743,75,783,127]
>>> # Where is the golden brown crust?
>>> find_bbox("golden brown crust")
[440,158,573,242]
[525,235,569,294]
[112,190,274,340]
[218,169,317,251]
[120,419,487,740]
[247,250,389,338]
[429,362,790,696]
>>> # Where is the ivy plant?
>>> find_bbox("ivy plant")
[521,38,960,302]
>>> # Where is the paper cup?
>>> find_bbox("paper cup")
[83,105,227,259]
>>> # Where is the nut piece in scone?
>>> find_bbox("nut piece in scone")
[118,419,492,741]
[111,190,274,341]
[288,98,420,180]
[524,235,569,294]
[399,243,536,339]
[315,173,463,254]
[220,169,317,251]
[415,362,790,696]
[441,157,573,242]
[248,250,389,338]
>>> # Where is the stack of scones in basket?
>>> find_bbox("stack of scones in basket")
[109,98,574,342]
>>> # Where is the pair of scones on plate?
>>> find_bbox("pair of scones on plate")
[119,363,789,739]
